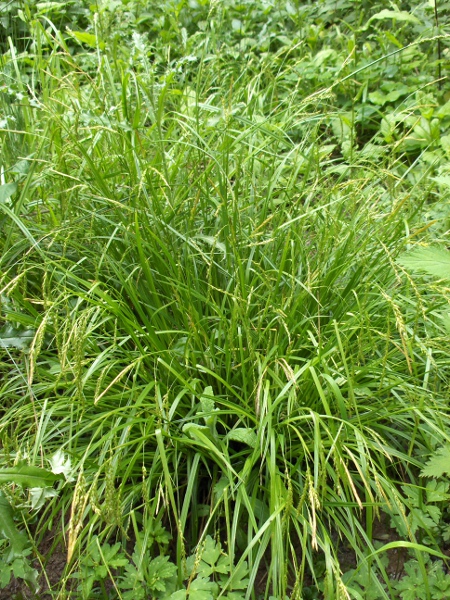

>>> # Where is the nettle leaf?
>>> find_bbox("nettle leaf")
[421,445,450,478]
[397,247,450,281]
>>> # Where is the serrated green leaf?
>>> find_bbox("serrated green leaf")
[227,560,249,590]
[99,541,127,569]
[421,445,450,478]
[122,588,146,600]
[409,505,440,531]
[398,247,450,280]
[225,428,257,448]
[147,555,177,592]
[426,479,449,502]
[188,576,216,600]
[224,593,246,600]
[120,561,146,597]
[0,465,64,487]
[152,521,171,546]
[0,325,35,349]
[202,536,221,566]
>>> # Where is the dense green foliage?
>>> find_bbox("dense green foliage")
[1,0,450,598]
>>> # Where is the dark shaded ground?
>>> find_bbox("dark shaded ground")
[0,525,68,600]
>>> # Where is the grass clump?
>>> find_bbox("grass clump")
[1,1,450,598]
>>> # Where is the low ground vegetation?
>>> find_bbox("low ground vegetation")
[1,1,450,598]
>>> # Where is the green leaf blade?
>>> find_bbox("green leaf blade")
[398,247,450,280]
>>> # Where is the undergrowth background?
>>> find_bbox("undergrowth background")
[1,1,450,598]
